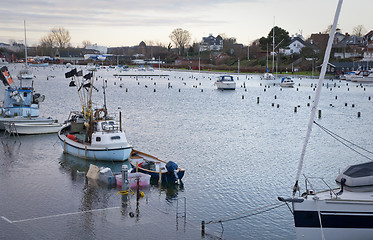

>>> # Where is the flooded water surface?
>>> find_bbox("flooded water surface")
[1,64,372,239]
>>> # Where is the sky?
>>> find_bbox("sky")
[1,0,372,48]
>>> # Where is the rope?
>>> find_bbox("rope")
[314,121,373,161]
[206,202,285,225]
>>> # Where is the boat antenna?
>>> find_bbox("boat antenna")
[102,78,107,120]
[293,0,343,197]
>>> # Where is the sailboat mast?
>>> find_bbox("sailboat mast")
[293,0,344,196]
[272,17,275,74]
[24,20,28,68]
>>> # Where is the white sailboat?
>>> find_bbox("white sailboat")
[58,68,132,161]
[279,1,373,239]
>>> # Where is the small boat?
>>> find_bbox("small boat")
[215,75,236,90]
[58,68,132,161]
[0,22,57,132]
[263,72,274,80]
[351,70,373,83]
[4,121,61,135]
[86,63,97,71]
[280,77,294,87]
[29,62,49,67]
[129,149,185,183]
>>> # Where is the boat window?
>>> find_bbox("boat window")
[24,92,27,97]
[109,121,115,125]
[101,122,107,129]
[111,136,120,140]
[96,137,101,142]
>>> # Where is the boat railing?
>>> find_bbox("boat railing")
[303,174,339,199]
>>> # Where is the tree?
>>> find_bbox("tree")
[259,26,290,51]
[40,34,54,48]
[169,28,191,55]
[82,40,91,48]
[51,27,71,49]
[352,25,367,37]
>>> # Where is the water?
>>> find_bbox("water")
[1,64,372,239]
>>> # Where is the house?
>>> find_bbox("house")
[200,34,223,52]
[362,30,373,62]
[281,36,306,55]
[333,34,364,59]
[327,62,373,74]
[308,33,329,54]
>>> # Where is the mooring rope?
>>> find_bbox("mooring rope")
[205,202,285,225]
[314,121,373,161]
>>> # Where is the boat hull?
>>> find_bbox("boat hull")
[293,197,373,240]
[4,122,61,134]
[0,117,55,130]
[58,129,132,161]
[129,149,185,182]
[215,82,236,90]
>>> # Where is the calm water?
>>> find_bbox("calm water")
[1,64,372,239]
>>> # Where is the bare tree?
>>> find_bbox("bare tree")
[51,27,71,49]
[40,34,55,48]
[352,25,367,37]
[82,40,91,48]
[169,28,191,55]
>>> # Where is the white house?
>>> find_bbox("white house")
[280,36,306,55]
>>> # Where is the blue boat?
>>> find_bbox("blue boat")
[129,149,185,183]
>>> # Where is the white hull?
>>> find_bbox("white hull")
[292,190,373,240]
[280,82,294,87]
[263,73,274,80]
[0,117,55,130]
[58,124,132,161]
[351,77,373,83]
[4,122,61,135]
[215,81,236,90]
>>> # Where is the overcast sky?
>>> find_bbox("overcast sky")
[1,0,372,48]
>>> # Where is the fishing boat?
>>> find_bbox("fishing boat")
[0,22,56,131]
[58,68,132,161]
[278,1,373,239]
[280,77,294,87]
[215,75,236,90]
[129,149,185,183]
[4,121,61,135]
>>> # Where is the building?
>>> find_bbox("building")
[281,36,306,55]
[333,34,364,59]
[86,44,107,54]
[200,34,223,52]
